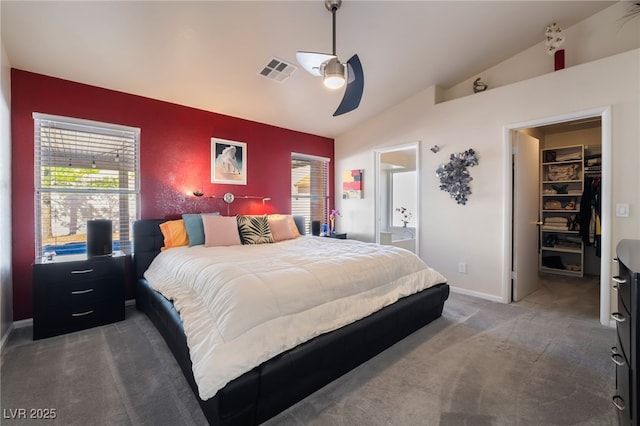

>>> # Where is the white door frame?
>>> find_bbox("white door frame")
[502,106,612,326]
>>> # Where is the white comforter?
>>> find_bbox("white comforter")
[143,236,447,400]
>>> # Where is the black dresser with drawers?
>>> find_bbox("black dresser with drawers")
[613,239,640,426]
[32,253,125,339]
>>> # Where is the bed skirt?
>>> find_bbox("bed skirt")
[136,277,449,425]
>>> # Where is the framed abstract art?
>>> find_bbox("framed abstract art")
[342,169,363,199]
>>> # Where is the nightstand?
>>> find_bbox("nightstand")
[32,253,125,339]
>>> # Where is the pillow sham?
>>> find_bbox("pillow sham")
[267,215,297,242]
[202,215,241,247]
[268,214,300,238]
[182,212,220,246]
[159,219,189,251]
[237,215,275,245]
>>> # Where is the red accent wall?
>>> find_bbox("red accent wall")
[11,69,334,321]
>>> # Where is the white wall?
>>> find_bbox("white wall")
[542,127,601,151]
[1,38,13,344]
[444,1,640,101]
[335,45,639,303]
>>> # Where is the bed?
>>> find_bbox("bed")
[133,217,449,425]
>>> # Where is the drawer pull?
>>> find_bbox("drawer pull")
[611,353,626,366]
[612,395,626,411]
[612,346,618,354]
[71,289,94,295]
[71,310,94,317]
[611,312,626,323]
[71,269,94,274]
[612,276,627,284]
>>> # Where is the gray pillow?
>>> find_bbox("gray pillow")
[182,212,220,246]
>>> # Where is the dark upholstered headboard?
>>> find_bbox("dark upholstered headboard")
[132,219,167,279]
[293,215,306,237]
[132,215,306,280]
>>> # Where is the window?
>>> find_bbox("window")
[291,153,329,234]
[34,113,140,259]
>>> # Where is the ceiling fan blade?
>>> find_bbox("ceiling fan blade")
[296,51,336,77]
[333,54,364,116]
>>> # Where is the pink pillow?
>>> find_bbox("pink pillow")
[202,215,241,247]
[268,215,297,242]
[268,214,300,238]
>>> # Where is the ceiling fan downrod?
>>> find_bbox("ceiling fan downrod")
[325,0,341,56]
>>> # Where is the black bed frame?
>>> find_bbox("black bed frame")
[133,218,449,425]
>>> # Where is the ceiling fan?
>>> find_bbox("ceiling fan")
[296,0,364,117]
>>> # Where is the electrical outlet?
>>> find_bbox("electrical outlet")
[458,262,467,274]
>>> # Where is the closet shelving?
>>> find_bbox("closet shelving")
[539,144,584,277]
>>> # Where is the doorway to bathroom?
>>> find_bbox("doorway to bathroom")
[374,143,419,254]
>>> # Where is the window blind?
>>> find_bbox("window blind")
[291,153,330,234]
[34,113,140,259]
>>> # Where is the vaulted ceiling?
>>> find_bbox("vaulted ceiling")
[1,1,615,138]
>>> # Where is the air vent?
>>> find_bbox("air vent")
[259,57,297,83]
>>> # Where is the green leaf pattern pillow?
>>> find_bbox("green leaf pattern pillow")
[237,215,274,245]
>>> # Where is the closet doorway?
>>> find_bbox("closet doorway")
[505,107,611,326]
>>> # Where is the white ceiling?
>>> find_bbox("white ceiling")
[1,1,615,138]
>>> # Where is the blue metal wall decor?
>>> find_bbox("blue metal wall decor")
[436,149,479,205]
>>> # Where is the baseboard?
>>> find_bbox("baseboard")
[449,286,504,303]
[12,318,33,328]
[2,300,136,352]
[0,323,14,353]
[1,319,32,356]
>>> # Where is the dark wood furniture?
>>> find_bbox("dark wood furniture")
[613,239,640,426]
[324,232,347,239]
[32,253,125,339]
[133,218,449,425]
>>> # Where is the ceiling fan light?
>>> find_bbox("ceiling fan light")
[324,74,345,89]
[323,58,345,89]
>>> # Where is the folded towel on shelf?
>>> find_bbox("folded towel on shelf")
[542,225,569,231]
[544,200,563,210]
[547,164,579,181]
[554,152,582,162]
[545,217,568,224]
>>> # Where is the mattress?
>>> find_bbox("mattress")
[143,235,447,400]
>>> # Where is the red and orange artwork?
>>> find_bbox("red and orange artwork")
[342,169,363,199]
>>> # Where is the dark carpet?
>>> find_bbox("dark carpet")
[1,275,616,425]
